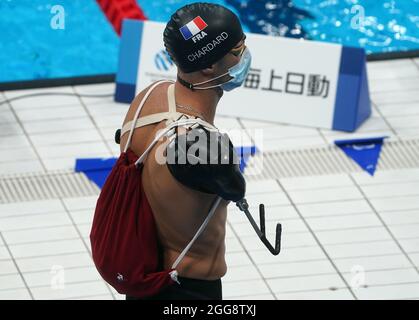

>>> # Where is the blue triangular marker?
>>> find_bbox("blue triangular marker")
[235,146,258,173]
[75,157,117,188]
[335,137,388,176]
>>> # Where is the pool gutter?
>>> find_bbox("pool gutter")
[0,50,418,91]
[0,74,115,91]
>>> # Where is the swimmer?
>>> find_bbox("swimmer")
[120,3,249,300]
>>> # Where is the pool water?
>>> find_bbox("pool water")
[293,0,419,52]
[0,0,119,82]
[141,0,419,52]
[0,0,418,83]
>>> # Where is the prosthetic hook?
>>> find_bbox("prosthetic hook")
[236,199,282,255]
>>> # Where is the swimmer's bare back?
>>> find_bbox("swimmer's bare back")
[119,82,229,281]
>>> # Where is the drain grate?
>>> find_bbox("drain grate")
[0,170,100,204]
[1,138,418,203]
[244,138,419,180]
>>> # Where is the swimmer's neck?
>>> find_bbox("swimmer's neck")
[174,81,222,125]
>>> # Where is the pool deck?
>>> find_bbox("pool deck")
[0,57,419,300]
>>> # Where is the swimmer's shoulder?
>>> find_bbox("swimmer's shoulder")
[121,81,173,128]
[131,81,172,109]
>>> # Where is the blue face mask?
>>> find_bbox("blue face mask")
[221,48,252,91]
[188,48,252,91]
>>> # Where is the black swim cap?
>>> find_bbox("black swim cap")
[164,2,244,73]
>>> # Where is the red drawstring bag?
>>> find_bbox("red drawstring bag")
[90,81,221,298]
[90,81,178,298]
[90,148,177,297]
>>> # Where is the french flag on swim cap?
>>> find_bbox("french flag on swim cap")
[179,16,208,40]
